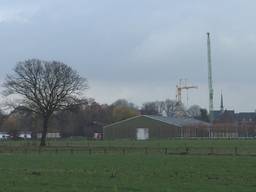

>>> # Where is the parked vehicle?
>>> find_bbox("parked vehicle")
[18,132,32,139]
[0,133,10,140]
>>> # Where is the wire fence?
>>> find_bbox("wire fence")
[0,145,256,156]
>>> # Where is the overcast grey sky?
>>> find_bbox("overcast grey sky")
[0,0,256,112]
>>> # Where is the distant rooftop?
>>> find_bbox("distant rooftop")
[212,110,256,123]
[236,112,256,122]
[104,115,210,128]
[145,115,210,127]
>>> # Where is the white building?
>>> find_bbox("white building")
[36,132,61,139]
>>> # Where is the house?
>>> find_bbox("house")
[211,109,256,138]
[103,115,210,140]
[236,112,256,122]
[212,110,239,138]
[236,112,256,137]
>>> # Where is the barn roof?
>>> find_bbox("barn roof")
[146,115,210,127]
[104,115,209,128]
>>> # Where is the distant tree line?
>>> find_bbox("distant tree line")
[141,99,208,121]
[0,97,209,139]
[0,99,139,138]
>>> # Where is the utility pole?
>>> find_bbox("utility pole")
[207,32,214,123]
[220,91,224,112]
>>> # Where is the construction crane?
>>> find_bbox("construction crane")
[176,79,198,106]
[207,32,214,122]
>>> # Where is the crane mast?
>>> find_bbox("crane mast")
[207,32,214,122]
[176,79,198,105]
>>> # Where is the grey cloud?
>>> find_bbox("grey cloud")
[0,0,256,111]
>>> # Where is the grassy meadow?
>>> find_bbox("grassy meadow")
[0,139,256,192]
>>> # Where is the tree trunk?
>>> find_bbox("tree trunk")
[40,116,50,147]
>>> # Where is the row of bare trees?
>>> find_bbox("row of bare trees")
[0,98,141,139]
[140,100,208,121]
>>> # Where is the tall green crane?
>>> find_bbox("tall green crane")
[207,32,214,123]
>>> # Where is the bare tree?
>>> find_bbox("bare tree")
[141,102,160,115]
[3,59,87,146]
[163,99,178,117]
[141,99,181,117]
[187,105,201,117]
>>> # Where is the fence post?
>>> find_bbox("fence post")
[164,148,168,155]
[145,147,148,155]
[209,147,214,155]
[185,147,189,155]
[234,147,238,156]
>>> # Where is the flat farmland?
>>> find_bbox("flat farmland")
[0,139,256,192]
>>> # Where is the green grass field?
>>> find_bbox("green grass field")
[0,139,256,192]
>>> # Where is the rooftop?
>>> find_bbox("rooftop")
[146,115,210,127]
